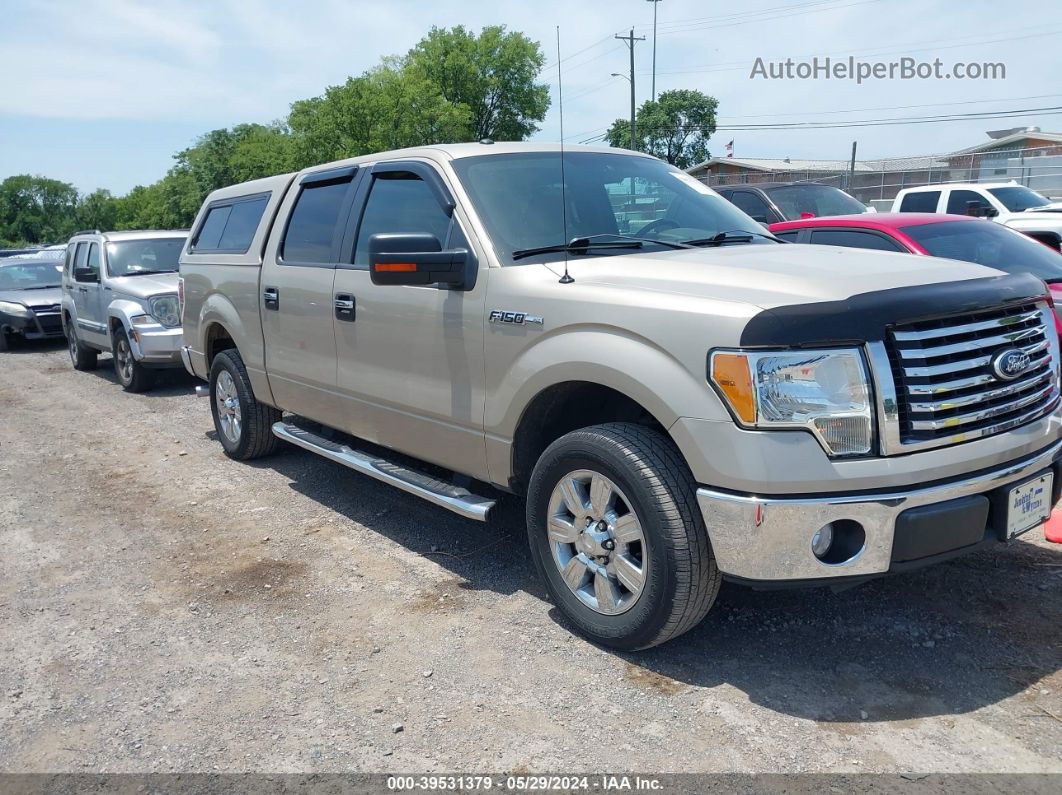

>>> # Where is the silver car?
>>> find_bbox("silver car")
[61,229,187,391]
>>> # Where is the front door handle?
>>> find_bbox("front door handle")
[78,286,88,293]
[263,287,279,310]
[334,293,355,322]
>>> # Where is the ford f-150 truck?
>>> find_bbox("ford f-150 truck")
[179,143,1062,650]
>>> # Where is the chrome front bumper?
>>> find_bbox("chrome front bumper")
[129,324,183,365]
[697,439,1062,582]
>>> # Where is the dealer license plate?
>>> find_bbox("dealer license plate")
[1005,473,1053,540]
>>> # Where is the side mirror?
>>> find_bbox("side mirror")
[73,267,98,283]
[368,233,467,287]
[967,201,998,218]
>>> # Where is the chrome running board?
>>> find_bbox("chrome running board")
[271,422,495,522]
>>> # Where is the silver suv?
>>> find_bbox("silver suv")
[180,143,1062,650]
[61,229,187,391]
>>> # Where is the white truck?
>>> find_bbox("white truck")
[892,182,1062,250]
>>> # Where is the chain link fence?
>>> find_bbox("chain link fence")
[703,144,1062,207]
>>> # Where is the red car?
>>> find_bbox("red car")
[769,212,1062,336]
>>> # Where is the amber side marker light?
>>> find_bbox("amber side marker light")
[710,352,757,424]
[374,263,417,272]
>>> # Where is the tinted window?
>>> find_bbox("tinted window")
[987,186,1051,212]
[451,152,770,265]
[194,195,268,253]
[354,173,452,265]
[728,191,772,221]
[765,185,866,218]
[773,231,800,242]
[899,191,940,212]
[283,181,351,263]
[808,229,905,252]
[86,243,100,270]
[946,190,990,215]
[74,242,88,268]
[902,220,1062,281]
[195,205,231,250]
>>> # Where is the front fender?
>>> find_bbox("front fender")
[108,298,148,356]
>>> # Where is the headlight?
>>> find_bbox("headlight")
[709,348,873,456]
[0,300,32,318]
[148,294,181,328]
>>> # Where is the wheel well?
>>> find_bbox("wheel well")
[109,316,123,337]
[205,323,236,367]
[510,381,668,494]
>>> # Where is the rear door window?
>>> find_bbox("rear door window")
[283,180,353,264]
[808,229,906,252]
[899,191,940,212]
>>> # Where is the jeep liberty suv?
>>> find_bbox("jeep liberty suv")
[180,143,1061,650]
[62,230,187,391]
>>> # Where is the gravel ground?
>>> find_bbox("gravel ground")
[1,340,1061,774]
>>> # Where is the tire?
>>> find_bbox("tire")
[0,331,9,352]
[526,422,720,650]
[66,323,98,371]
[209,349,281,460]
[113,327,155,393]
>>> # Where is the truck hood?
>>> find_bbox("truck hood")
[553,243,1002,310]
[107,272,179,299]
[1005,212,1062,227]
[0,286,62,310]
[1027,202,1062,213]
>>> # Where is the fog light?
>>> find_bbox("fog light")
[812,524,834,559]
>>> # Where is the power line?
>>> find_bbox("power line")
[653,0,884,35]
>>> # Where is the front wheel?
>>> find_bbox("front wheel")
[113,327,154,392]
[526,422,720,650]
[209,349,281,460]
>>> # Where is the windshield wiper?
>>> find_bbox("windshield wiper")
[20,285,61,290]
[681,229,780,247]
[119,269,177,276]
[511,234,690,261]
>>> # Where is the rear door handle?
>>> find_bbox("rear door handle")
[263,287,279,310]
[334,293,355,322]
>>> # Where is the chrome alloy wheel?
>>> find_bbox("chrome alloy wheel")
[215,370,242,444]
[67,329,78,364]
[546,469,647,615]
[115,337,134,384]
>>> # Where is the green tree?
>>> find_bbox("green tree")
[606,89,718,169]
[77,189,119,232]
[0,175,80,244]
[405,25,550,141]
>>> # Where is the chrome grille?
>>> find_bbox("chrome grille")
[883,301,1060,452]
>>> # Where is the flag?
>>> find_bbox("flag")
[725,140,734,158]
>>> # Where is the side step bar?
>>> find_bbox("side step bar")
[271,422,496,522]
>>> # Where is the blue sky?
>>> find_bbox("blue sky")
[2,0,1060,194]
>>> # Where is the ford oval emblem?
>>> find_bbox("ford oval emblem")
[991,348,1032,381]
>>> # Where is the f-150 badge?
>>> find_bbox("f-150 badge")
[489,310,543,326]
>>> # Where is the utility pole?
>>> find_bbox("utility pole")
[847,141,858,192]
[646,0,662,101]
[615,29,645,150]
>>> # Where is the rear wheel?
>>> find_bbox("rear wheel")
[113,327,154,392]
[526,422,720,650]
[66,323,98,371]
[209,349,281,460]
[0,330,9,352]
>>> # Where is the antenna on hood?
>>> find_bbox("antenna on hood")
[556,25,574,284]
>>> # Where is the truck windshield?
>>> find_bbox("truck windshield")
[765,184,867,218]
[986,186,1052,212]
[451,151,771,264]
[902,220,1062,282]
[106,238,184,277]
